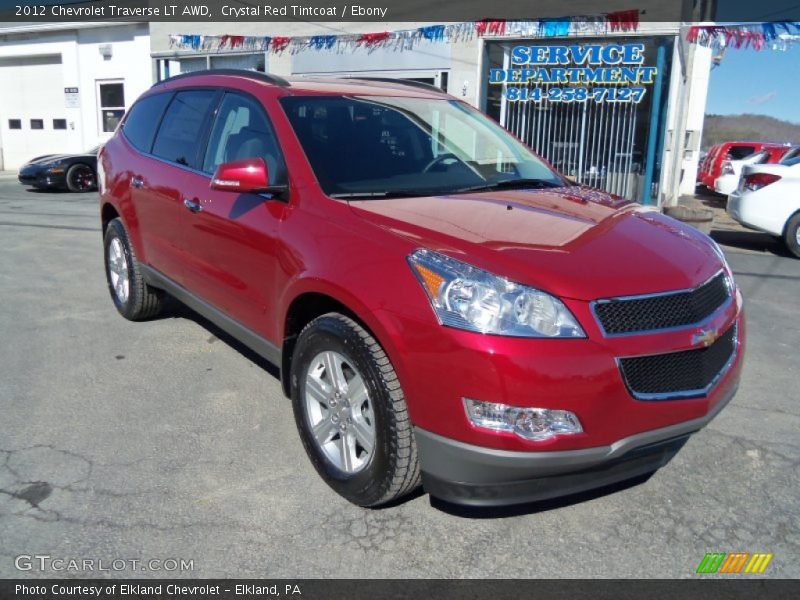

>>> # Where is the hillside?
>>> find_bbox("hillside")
[702,114,800,149]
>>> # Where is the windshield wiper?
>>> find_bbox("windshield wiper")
[450,178,563,194]
[329,190,438,199]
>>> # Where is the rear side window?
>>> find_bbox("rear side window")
[728,146,756,160]
[123,93,172,153]
[152,90,217,168]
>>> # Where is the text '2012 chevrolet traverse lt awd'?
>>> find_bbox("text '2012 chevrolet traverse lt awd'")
[99,70,743,507]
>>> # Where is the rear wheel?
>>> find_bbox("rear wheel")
[104,218,164,320]
[784,213,800,258]
[66,163,95,192]
[290,313,421,507]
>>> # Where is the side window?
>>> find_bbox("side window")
[728,146,756,160]
[122,93,172,153]
[202,92,286,184]
[152,90,217,168]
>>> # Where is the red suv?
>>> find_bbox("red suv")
[699,141,789,190]
[99,71,744,507]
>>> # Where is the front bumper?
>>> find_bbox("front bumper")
[18,169,65,189]
[417,381,737,506]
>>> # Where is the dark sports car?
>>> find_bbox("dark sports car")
[18,146,100,192]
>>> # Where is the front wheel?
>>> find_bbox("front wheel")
[784,213,800,258]
[290,313,420,507]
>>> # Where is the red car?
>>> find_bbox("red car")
[699,141,790,190]
[99,70,744,507]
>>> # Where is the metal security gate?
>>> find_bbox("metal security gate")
[501,86,641,198]
[485,38,671,202]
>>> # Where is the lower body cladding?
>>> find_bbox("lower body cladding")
[415,382,738,506]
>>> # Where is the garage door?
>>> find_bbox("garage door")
[0,55,68,170]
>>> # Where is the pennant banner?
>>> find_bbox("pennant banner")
[686,22,800,55]
[168,11,640,55]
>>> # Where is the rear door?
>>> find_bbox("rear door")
[179,91,291,336]
[140,88,220,284]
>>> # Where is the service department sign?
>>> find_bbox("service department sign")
[489,42,658,104]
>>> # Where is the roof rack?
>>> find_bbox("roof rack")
[152,69,290,88]
[345,77,445,93]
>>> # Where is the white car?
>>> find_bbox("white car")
[714,151,770,196]
[727,158,800,257]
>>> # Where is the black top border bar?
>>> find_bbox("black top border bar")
[2,0,800,23]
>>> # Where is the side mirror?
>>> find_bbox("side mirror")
[210,157,286,197]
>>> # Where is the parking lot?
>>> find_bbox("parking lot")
[0,177,798,578]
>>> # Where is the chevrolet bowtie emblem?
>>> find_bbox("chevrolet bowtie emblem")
[693,328,719,347]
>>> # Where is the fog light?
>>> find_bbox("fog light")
[463,398,582,441]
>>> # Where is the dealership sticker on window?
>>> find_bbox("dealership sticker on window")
[490,43,657,104]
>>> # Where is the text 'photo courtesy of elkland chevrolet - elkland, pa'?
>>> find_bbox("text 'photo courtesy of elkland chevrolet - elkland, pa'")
[0,0,799,595]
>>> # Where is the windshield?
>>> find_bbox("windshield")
[280,95,563,197]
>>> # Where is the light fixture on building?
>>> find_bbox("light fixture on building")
[99,44,112,60]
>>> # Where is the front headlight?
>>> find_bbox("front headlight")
[709,238,736,289]
[407,248,585,338]
[41,162,64,173]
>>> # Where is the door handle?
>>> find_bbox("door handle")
[183,198,202,213]
[131,176,144,189]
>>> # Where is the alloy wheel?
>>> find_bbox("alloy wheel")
[304,350,375,474]
[70,165,95,191]
[107,237,130,304]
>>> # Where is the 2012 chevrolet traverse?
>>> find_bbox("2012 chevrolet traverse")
[98,70,743,507]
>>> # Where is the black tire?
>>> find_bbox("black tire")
[290,313,421,507]
[103,218,164,320]
[784,213,800,259]
[65,163,96,192]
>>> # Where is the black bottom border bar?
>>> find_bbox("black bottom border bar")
[2,579,798,599]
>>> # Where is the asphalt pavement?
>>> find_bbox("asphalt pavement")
[0,180,798,578]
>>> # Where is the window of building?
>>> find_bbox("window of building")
[30,119,44,130]
[209,54,265,72]
[8,119,21,129]
[98,81,125,133]
[53,119,67,130]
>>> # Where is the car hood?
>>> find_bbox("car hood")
[25,154,94,166]
[349,186,723,301]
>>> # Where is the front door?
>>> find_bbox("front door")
[180,91,290,338]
